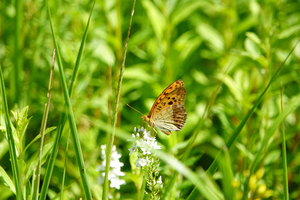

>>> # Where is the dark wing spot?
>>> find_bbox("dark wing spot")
[167,97,170,100]
[174,100,177,102]
[172,97,175,100]
[169,86,173,90]
[168,101,173,105]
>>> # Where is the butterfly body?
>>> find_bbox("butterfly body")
[142,80,187,135]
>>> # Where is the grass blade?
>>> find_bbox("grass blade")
[280,82,289,200]
[188,39,300,199]
[208,40,299,174]
[39,1,96,199]
[61,132,71,200]
[14,0,23,106]
[241,91,300,199]
[156,150,223,200]
[42,2,93,199]
[0,66,23,199]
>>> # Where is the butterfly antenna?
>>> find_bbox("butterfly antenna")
[126,103,144,116]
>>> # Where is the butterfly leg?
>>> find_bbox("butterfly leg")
[153,128,158,137]
[146,124,158,137]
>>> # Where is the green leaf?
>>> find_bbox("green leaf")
[171,1,209,26]
[196,23,224,52]
[0,166,15,194]
[142,0,166,39]
[156,150,223,200]
[278,24,300,39]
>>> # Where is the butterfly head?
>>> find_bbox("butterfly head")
[141,115,154,127]
[141,115,149,122]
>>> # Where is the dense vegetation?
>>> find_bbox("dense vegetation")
[1,0,300,199]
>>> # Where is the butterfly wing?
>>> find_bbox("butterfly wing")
[147,79,186,118]
[151,104,187,135]
[148,80,187,135]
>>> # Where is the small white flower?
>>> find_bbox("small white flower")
[157,176,162,185]
[97,145,125,190]
[141,148,151,155]
[96,164,105,172]
[129,126,163,196]
[136,158,147,167]
[129,143,137,155]
[130,127,162,156]
[150,140,162,150]
[110,178,126,190]
[143,130,151,140]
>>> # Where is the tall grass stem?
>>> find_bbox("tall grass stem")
[103,0,136,199]
[14,0,23,106]
[35,48,55,199]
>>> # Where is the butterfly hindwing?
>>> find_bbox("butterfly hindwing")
[152,104,187,135]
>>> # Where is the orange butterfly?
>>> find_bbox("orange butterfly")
[141,80,187,135]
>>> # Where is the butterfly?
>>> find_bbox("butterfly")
[141,79,187,135]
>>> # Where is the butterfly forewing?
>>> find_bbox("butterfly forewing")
[148,80,185,117]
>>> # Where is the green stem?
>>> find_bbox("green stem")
[14,0,23,106]
[280,82,289,200]
[102,0,136,199]
[36,49,55,199]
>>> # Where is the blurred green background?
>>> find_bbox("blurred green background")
[1,0,300,199]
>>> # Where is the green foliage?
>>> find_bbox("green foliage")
[1,0,300,199]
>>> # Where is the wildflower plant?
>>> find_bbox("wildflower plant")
[239,168,273,199]
[129,127,163,199]
[97,145,125,193]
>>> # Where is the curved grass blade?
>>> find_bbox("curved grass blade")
[39,0,96,199]
[156,149,223,200]
[39,1,97,199]
[241,93,300,199]
[188,39,300,199]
